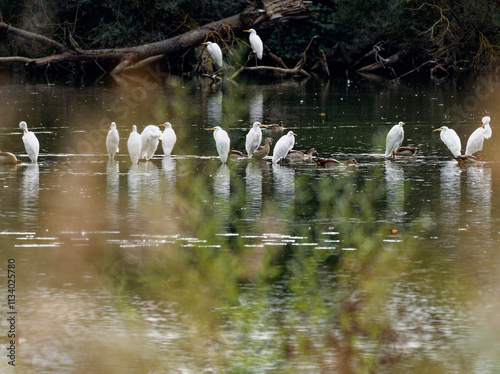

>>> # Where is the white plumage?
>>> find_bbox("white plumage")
[106,122,120,160]
[433,126,462,158]
[465,116,492,156]
[161,122,177,156]
[246,28,263,60]
[385,121,405,158]
[272,131,296,164]
[19,121,40,163]
[127,125,142,164]
[245,122,267,158]
[204,41,223,69]
[208,126,230,164]
[140,125,163,160]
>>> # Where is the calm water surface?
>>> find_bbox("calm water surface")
[1,71,500,373]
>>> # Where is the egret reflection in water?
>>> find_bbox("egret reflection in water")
[384,160,405,221]
[272,163,295,212]
[465,166,492,236]
[106,160,120,226]
[439,161,462,242]
[245,162,263,217]
[20,163,40,227]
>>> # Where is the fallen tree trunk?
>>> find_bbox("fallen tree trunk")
[0,0,309,75]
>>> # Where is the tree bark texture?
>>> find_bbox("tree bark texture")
[0,0,309,75]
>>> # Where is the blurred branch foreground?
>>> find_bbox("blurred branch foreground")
[0,0,308,75]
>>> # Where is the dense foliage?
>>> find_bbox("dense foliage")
[0,0,498,73]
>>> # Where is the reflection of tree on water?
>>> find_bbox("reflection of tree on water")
[21,163,40,228]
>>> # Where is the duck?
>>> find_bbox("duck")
[316,158,358,168]
[285,148,319,162]
[265,121,284,132]
[253,137,273,160]
[394,146,419,156]
[0,151,21,165]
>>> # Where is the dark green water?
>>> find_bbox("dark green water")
[0,71,499,373]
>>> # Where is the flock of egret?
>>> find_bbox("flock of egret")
[385,116,492,163]
[0,116,492,167]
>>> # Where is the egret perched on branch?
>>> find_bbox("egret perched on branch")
[207,126,230,164]
[19,121,39,163]
[245,122,268,158]
[272,131,296,164]
[244,29,263,64]
[385,121,405,158]
[433,126,478,163]
[127,125,142,164]
[106,122,120,160]
[140,125,163,160]
[465,116,492,156]
[202,41,223,69]
[160,122,177,156]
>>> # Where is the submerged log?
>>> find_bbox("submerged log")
[0,0,309,75]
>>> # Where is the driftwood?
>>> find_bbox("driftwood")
[355,49,408,77]
[0,0,309,75]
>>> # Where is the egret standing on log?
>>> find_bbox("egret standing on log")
[19,121,39,163]
[202,41,223,70]
[140,125,163,160]
[207,126,230,164]
[244,29,263,65]
[245,122,268,158]
[127,125,142,164]
[433,126,478,163]
[160,122,177,156]
[106,122,120,160]
[385,121,405,158]
[465,116,492,156]
[272,131,296,164]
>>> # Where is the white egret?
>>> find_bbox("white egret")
[244,28,263,63]
[245,122,268,158]
[285,148,319,162]
[127,125,142,164]
[202,41,223,69]
[140,125,163,160]
[272,131,296,164]
[385,121,405,158]
[253,137,272,160]
[433,126,462,158]
[316,158,358,168]
[207,126,230,164]
[19,121,39,163]
[160,122,177,156]
[483,116,492,139]
[106,121,120,160]
[433,126,478,163]
[0,151,21,165]
[465,116,492,156]
[265,121,284,132]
